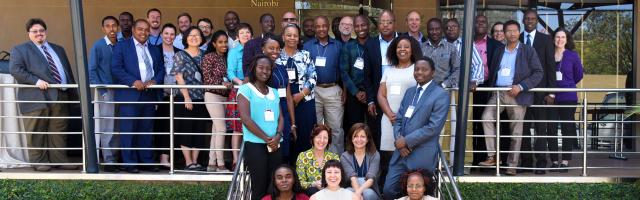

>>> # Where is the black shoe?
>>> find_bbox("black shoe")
[517,169,533,173]
[125,167,140,174]
[559,164,569,173]
[141,166,160,172]
[550,163,560,172]
[103,165,119,173]
[534,170,546,175]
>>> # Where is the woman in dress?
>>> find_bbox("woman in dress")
[171,26,208,171]
[377,35,422,152]
[276,24,317,157]
[340,123,381,200]
[153,23,180,168]
[264,36,297,163]
[309,159,356,200]
[296,124,340,196]
[238,54,285,200]
[550,28,583,172]
[201,30,233,172]
[395,169,437,200]
[261,164,310,200]
[227,23,254,167]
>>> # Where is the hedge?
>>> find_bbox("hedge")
[0,180,638,200]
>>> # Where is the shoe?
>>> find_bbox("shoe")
[125,167,140,173]
[217,166,230,172]
[185,164,200,171]
[534,170,546,175]
[34,165,52,172]
[504,168,517,176]
[195,164,206,171]
[58,165,79,170]
[207,165,217,172]
[103,165,119,173]
[559,163,569,173]
[478,155,497,166]
[141,166,160,172]
[550,163,560,172]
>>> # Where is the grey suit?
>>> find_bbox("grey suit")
[9,41,76,164]
[481,42,543,167]
[382,82,450,200]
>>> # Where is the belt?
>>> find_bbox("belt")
[316,83,337,88]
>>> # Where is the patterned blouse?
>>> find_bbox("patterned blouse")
[201,52,229,96]
[296,149,340,189]
[275,49,317,101]
[171,50,205,100]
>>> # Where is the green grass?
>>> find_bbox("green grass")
[0,180,638,200]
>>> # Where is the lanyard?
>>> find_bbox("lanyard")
[316,42,328,57]
[352,153,367,177]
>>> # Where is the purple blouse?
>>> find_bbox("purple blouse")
[554,50,584,103]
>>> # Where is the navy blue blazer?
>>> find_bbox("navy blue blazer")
[520,31,557,97]
[392,82,450,171]
[363,35,383,105]
[88,37,114,85]
[487,42,543,106]
[110,38,165,101]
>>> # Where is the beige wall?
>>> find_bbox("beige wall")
[0,0,295,73]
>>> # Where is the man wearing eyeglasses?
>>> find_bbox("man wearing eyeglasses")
[10,18,78,171]
[281,11,298,29]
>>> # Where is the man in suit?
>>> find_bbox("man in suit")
[363,9,398,150]
[383,57,450,200]
[9,18,78,171]
[472,14,504,166]
[519,9,558,174]
[88,16,120,172]
[111,19,165,173]
[478,20,543,176]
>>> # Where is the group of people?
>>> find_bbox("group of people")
[8,5,584,200]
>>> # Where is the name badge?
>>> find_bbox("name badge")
[389,84,402,95]
[405,106,415,118]
[287,69,296,81]
[500,68,511,77]
[264,109,275,122]
[278,88,287,98]
[315,56,327,67]
[556,71,563,81]
[354,57,364,70]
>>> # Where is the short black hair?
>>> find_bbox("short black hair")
[182,26,206,48]
[247,54,274,84]
[101,16,119,26]
[386,34,423,66]
[321,160,347,188]
[446,18,459,26]
[503,20,520,32]
[260,13,274,23]
[134,19,150,28]
[400,169,436,197]
[267,164,305,198]
[161,23,177,34]
[225,11,240,21]
[378,9,395,22]
[491,21,504,36]
[416,56,435,71]
[355,14,370,24]
[119,11,134,19]
[236,23,253,36]
[26,18,47,32]
[523,9,538,17]
[197,18,213,28]
[427,17,442,29]
[177,12,192,23]
[147,8,161,17]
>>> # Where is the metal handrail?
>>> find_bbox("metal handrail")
[226,143,248,200]
[438,145,463,200]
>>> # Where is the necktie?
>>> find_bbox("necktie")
[412,86,423,106]
[139,44,154,81]
[41,45,62,84]
[526,35,532,46]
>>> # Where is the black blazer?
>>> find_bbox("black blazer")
[487,42,543,105]
[481,37,504,86]
[520,31,556,96]
[363,36,382,105]
[401,32,427,43]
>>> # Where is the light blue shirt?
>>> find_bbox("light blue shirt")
[173,34,185,50]
[238,83,281,144]
[379,33,397,75]
[496,43,519,87]
[34,41,68,84]
[227,44,245,81]
[148,34,163,45]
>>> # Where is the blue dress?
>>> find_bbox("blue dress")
[269,61,292,158]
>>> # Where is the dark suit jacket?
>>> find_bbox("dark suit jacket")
[401,32,427,43]
[392,82,450,171]
[363,36,383,105]
[9,41,77,114]
[111,38,165,102]
[487,42,543,106]
[520,31,556,97]
[480,37,505,87]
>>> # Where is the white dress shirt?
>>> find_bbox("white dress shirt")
[134,38,154,82]
[34,41,68,84]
